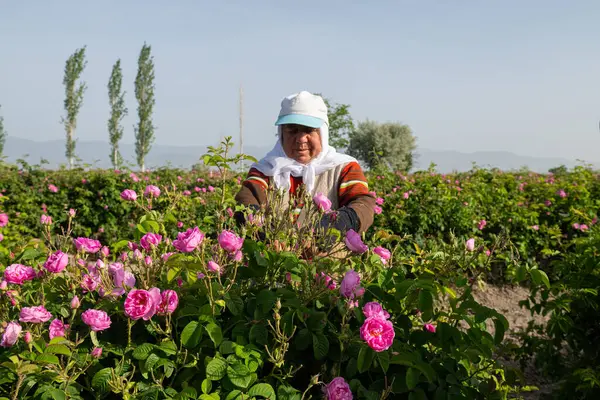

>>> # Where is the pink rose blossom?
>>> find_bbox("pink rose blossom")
[80,274,100,293]
[101,246,110,257]
[48,184,58,193]
[173,227,205,253]
[325,377,353,400]
[43,251,69,273]
[24,331,32,344]
[157,290,179,315]
[81,309,112,331]
[68,209,76,217]
[140,233,162,251]
[477,219,487,230]
[91,347,103,358]
[70,296,80,309]
[207,260,221,274]
[313,193,332,212]
[363,302,390,320]
[360,316,395,352]
[218,230,244,253]
[373,246,391,264]
[19,305,52,323]
[466,238,475,251]
[40,214,53,225]
[144,185,161,198]
[340,270,363,299]
[4,264,37,285]
[0,213,8,227]
[74,238,102,254]
[49,319,68,339]
[124,289,160,320]
[424,323,436,333]
[376,197,384,205]
[345,230,368,253]
[120,189,137,201]
[0,322,22,347]
[373,205,382,215]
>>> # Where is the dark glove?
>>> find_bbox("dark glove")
[319,206,360,234]
[234,204,266,241]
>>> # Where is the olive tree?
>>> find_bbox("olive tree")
[347,119,416,172]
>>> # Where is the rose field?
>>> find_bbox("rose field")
[1,157,600,400]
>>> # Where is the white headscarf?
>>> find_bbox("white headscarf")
[251,123,357,194]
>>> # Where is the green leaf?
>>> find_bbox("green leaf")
[132,343,155,360]
[224,390,244,400]
[377,352,390,373]
[144,353,160,372]
[92,368,113,392]
[44,344,71,356]
[249,383,276,399]
[90,331,100,347]
[256,289,277,315]
[205,323,223,347]
[312,332,329,361]
[295,328,312,350]
[278,384,301,400]
[494,319,506,345]
[201,379,212,394]
[39,387,66,400]
[35,354,60,365]
[530,269,550,289]
[357,346,375,373]
[181,321,203,348]
[219,340,236,355]
[158,340,178,356]
[227,362,253,389]
[206,357,227,380]
[249,323,268,346]
[418,290,433,314]
[406,367,420,390]
[225,292,244,316]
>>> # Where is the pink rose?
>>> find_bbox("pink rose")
[48,184,58,193]
[68,209,76,217]
[340,270,363,299]
[373,205,382,215]
[81,309,112,331]
[424,323,436,333]
[325,377,353,400]
[373,247,391,264]
[477,219,487,230]
[313,193,332,212]
[40,214,53,225]
[218,230,244,253]
[70,296,80,309]
[173,227,204,253]
[24,331,32,344]
[101,246,110,257]
[4,264,37,285]
[360,316,395,352]
[157,290,178,315]
[43,251,69,273]
[0,213,8,227]
[376,197,384,205]
[140,232,162,251]
[49,319,68,339]
[91,347,103,358]
[19,305,52,323]
[345,230,368,254]
[120,189,137,201]
[124,289,160,320]
[144,185,161,198]
[466,238,475,252]
[207,260,221,274]
[80,274,100,293]
[0,322,22,347]
[73,238,102,254]
[362,301,390,320]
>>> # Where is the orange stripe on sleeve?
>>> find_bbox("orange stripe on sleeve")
[338,162,371,206]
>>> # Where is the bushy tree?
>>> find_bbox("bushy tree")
[347,119,416,172]
[61,46,87,170]
[108,59,128,168]
[134,43,155,172]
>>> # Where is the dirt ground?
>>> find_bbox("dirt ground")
[467,284,557,399]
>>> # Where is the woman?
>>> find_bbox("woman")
[235,91,376,236]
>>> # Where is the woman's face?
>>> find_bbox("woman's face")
[281,124,322,164]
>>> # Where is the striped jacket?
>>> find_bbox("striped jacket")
[234,161,376,233]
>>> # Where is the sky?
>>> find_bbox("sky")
[1,0,600,162]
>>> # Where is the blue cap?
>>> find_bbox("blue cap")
[275,114,324,128]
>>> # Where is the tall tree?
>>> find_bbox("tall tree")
[62,46,87,169]
[347,120,416,172]
[108,59,128,168]
[0,105,6,157]
[134,43,155,172]
[314,94,354,150]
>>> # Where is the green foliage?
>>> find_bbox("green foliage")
[347,119,416,172]
[134,43,156,172]
[61,46,87,170]
[108,59,128,169]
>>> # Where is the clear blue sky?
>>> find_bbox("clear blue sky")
[1,0,600,162]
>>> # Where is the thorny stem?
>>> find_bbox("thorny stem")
[11,375,24,400]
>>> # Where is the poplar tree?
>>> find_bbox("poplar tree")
[62,46,87,169]
[0,105,6,157]
[108,59,128,168]
[134,43,155,172]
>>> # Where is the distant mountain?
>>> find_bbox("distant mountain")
[1,136,597,173]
